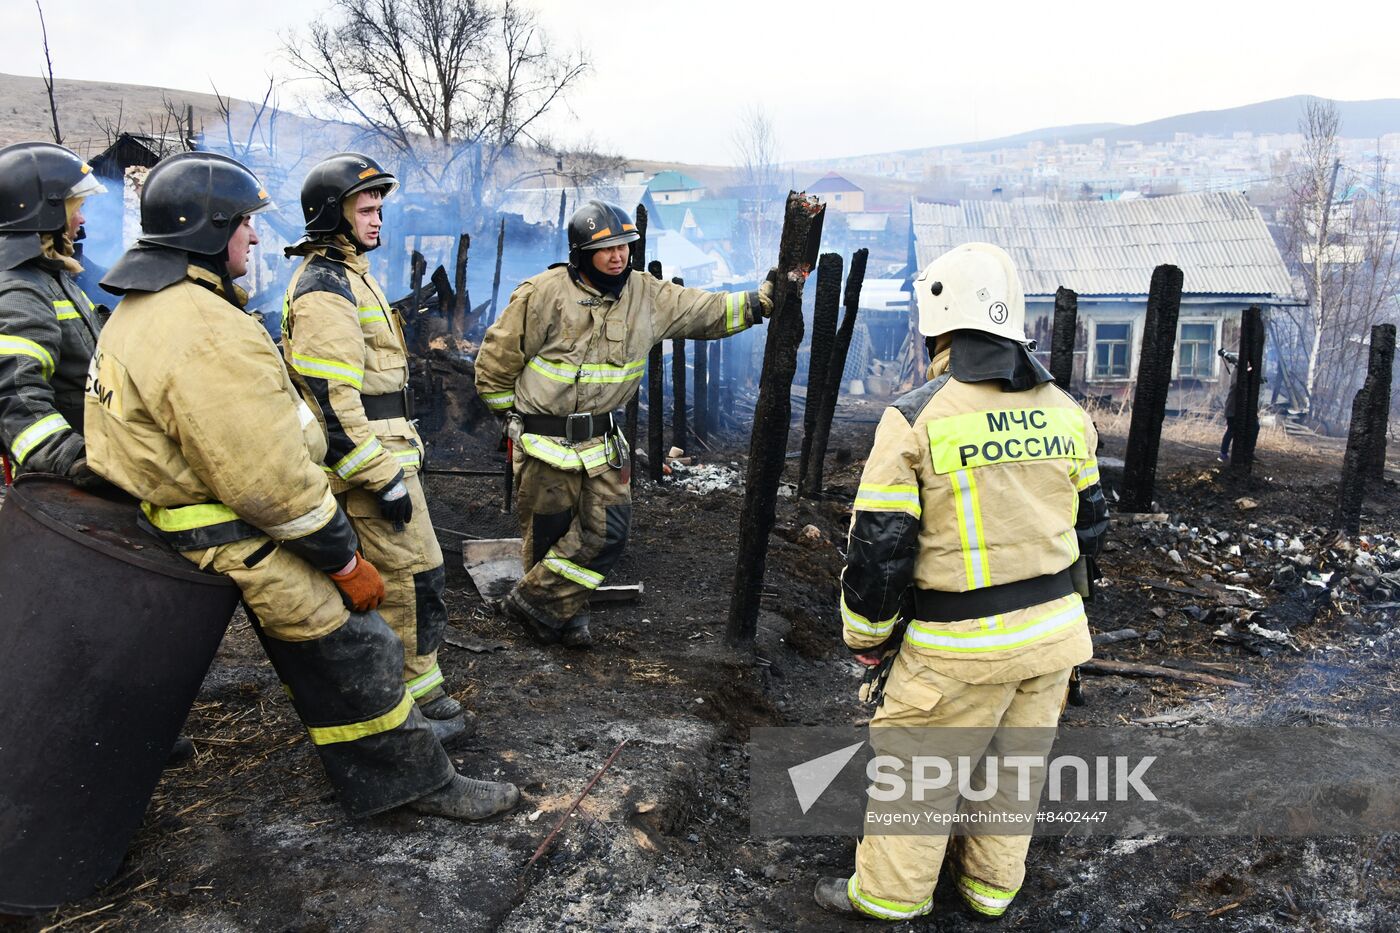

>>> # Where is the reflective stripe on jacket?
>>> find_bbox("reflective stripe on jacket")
[475,265,758,474]
[283,237,421,493]
[0,252,101,469]
[841,351,1100,683]
[84,264,336,545]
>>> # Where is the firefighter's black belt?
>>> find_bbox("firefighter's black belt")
[362,387,414,421]
[137,513,263,552]
[520,411,618,443]
[914,569,1075,622]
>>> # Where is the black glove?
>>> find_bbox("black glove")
[66,457,114,492]
[375,471,413,526]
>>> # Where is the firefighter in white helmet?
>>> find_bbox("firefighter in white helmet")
[813,243,1108,920]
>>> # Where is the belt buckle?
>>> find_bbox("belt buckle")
[565,412,593,443]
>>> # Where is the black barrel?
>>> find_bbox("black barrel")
[0,476,239,914]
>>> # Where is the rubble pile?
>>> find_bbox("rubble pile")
[669,462,741,495]
[1106,507,1400,656]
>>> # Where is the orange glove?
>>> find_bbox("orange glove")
[329,552,386,612]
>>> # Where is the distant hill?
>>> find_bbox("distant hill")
[807,95,1400,166]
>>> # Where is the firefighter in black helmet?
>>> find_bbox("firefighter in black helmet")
[475,199,775,647]
[281,151,471,745]
[0,142,108,483]
[85,150,518,822]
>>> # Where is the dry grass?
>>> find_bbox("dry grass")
[1083,399,1320,457]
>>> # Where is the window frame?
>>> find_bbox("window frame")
[1091,319,1134,381]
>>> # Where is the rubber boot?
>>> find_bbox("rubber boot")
[420,692,463,720]
[813,877,856,915]
[427,714,468,747]
[560,610,593,649]
[408,773,520,821]
[502,589,560,645]
[166,735,195,766]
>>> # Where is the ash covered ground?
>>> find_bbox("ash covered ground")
[6,398,1399,932]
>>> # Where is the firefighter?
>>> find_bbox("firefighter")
[0,142,107,482]
[475,200,770,648]
[84,151,517,822]
[813,243,1108,920]
[281,153,465,744]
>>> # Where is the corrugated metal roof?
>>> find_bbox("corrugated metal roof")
[910,192,1298,300]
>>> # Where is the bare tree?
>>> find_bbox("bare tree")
[35,1,61,144]
[732,105,782,278]
[283,0,587,217]
[1273,98,1400,431]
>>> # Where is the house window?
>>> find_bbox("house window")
[1093,322,1132,379]
[1177,322,1216,379]
[834,193,843,202]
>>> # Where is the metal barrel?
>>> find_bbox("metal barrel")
[0,476,239,914]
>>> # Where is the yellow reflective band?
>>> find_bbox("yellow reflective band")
[907,599,1086,652]
[52,299,79,321]
[10,412,70,463]
[847,874,932,921]
[1060,529,1080,562]
[543,553,604,589]
[306,691,414,746]
[724,291,747,334]
[0,335,56,379]
[140,499,240,532]
[332,437,385,479]
[481,389,515,411]
[406,665,444,699]
[526,356,579,384]
[357,306,389,327]
[853,483,922,518]
[950,469,989,589]
[927,407,1087,475]
[263,489,339,540]
[518,434,614,471]
[291,353,365,389]
[957,875,1018,915]
[578,359,646,383]
[840,593,897,638]
[393,447,421,467]
[1073,459,1101,490]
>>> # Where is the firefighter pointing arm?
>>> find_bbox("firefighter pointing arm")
[475,200,772,648]
[814,243,1108,922]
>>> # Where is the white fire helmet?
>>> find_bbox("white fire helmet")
[914,242,1027,343]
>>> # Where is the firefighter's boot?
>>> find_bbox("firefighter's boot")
[502,589,560,645]
[419,691,462,720]
[814,876,856,915]
[561,610,593,649]
[409,773,520,821]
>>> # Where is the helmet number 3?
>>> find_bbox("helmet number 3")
[989,302,1009,324]
[587,217,596,230]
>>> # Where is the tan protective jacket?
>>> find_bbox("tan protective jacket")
[283,236,420,494]
[841,349,1102,683]
[475,265,758,475]
[85,264,338,552]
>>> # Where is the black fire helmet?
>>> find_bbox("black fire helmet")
[0,142,105,233]
[300,152,398,236]
[136,151,273,255]
[566,200,639,253]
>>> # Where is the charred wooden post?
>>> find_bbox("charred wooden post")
[1228,306,1266,477]
[624,205,648,486]
[1364,323,1395,485]
[556,189,568,257]
[671,277,688,453]
[707,340,721,433]
[1050,286,1078,391]
[486,216,506,329]
[647,260,665,482]
[408,251,427,319]
[694,333,709,443]
[1338,323,1396,532]
[727,192,825,646]
[452,233,470,337]
[798,253,843,497]
[1119,264,1184,513]
[807,247,868,499]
